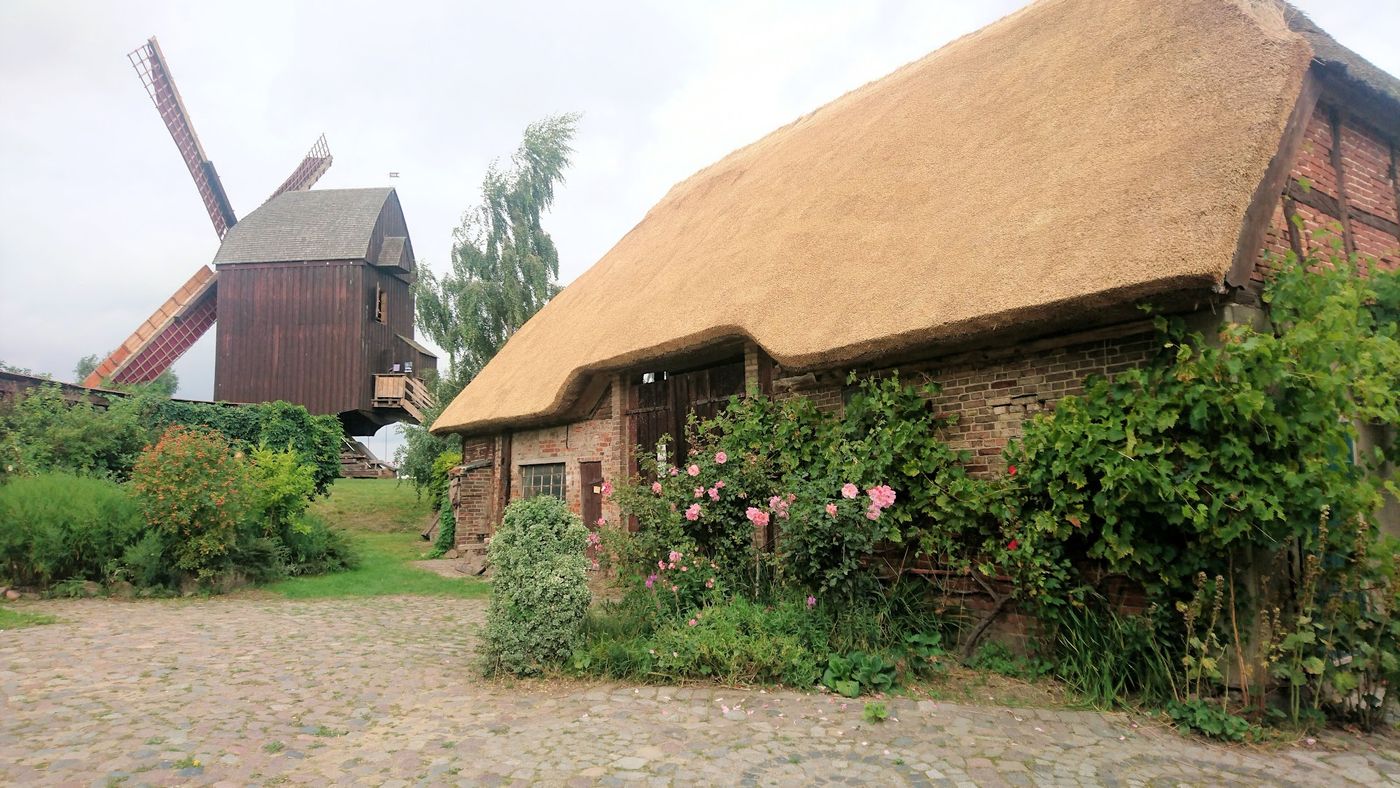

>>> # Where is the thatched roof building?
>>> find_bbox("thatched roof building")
[434,0,1400,436]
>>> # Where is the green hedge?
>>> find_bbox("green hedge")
[148,399,343,493]
[0,473,144,586]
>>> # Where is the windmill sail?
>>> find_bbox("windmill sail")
[82,267,218,387]
[128,37,237,238]
[266,134,334,203]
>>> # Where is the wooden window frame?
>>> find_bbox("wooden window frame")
[374,284,388,324]
[520,462,566,500]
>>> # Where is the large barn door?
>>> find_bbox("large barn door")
[628,372,673,477]
[626,358,745,478]
[667,361,745,461]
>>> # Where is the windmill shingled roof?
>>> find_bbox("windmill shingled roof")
[213,187,396,265]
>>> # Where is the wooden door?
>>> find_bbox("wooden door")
[580,461,604,528]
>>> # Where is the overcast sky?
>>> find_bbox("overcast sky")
[1,0,1396,458]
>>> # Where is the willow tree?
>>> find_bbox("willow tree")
[400,113,579,495]
[415,112,579,393]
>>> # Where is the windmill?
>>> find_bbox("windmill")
[83,37,333,389]
[86,37,434,438]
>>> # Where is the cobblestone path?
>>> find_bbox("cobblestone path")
[2,596,1397,786]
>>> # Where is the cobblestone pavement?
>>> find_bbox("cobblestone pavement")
[3,596,1398,786]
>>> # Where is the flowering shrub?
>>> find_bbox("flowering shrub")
[612,375,993,600]
[482,496,592,676]
[638,546,723,616]
[611,437,780,586]
[131,426,251,579]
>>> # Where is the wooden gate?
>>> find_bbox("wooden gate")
[625,359,745,477]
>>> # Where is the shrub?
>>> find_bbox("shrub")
[271,513,359,577]
[131,426,252,579]
[246,445,317,533]
[429,451,462,510]
[0,472,144,586]
[576,595,830,687]
[612,375,993,601]
[430,498,455,557]
[148,399,343,494]
[650,596,828,686]
[481,497,591,676]
[1006,251,1400,606]
[0,386,151,480]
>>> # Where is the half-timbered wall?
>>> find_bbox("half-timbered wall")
[1254,100,1400,297]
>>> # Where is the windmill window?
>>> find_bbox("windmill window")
[374,285,387,324]
[521,463,566,500]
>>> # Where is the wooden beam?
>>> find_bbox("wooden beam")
[1328,106,1358,256]
[1392,144,1400,231]
[1285,181,1400,240]
[1226,71,1322,287]
[1281,195,1306,261]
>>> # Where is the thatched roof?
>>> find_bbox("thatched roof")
[435,0,1330,435]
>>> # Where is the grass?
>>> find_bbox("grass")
[263,478,490,600]
[0,607,56,629]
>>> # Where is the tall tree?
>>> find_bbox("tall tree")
[415,112,579,392]
[398,113,579,495]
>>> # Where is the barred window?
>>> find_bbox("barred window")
[521,463,566,500]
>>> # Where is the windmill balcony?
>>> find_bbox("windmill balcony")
[372,373,434,424]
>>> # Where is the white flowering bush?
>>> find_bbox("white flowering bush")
[481,496,592,676]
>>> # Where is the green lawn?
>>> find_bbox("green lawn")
[264,478,490,600]
[0,607,56,629]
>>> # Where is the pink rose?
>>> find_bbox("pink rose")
[694,486,704,498]
[714,451,728,464]
[669,467,678,477]
[688,618,697,627]
[669,550,683,563]
[745,507,770,527]
[708,487,720,501]
[651,481,663,495]
[866,484,896,510]
[685,504,701,521]
[841,483,859,499]
[865,505,881,521]
[705,577,715,588]
[601,481,614,497]
[687,464,700,477]
[715,480,725,489]
[825,503,838,517]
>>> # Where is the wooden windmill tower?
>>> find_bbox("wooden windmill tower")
[85,37,435,436]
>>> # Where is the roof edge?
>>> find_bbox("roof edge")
[431,270,1220,437]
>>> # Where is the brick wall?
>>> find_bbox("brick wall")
[507,379,626,526]
[772,324,1159,475]
[449,435,495,557]
[1252,102,1400,300]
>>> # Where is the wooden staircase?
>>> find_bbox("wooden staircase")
[340,438,396,479]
